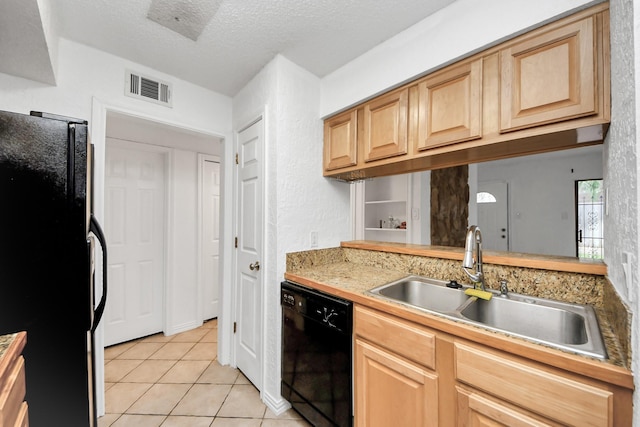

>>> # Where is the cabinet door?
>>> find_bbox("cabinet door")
[324,109,357,171]
[363,88,408,162]
[355,338,438,427]
[455,342,613,427]
[500,16,596,132]
[418,59,483,150]
[456,387,559,427]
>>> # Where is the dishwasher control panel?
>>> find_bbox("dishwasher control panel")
[281,281,352,333]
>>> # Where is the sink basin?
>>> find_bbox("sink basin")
[460,296,588,344]
[367,275,608,359]
[368,276,470,313]
[458,294,607,358]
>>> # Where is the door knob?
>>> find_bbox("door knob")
[249,261,260,271]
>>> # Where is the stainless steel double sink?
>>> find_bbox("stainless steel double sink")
[368,276,608,359]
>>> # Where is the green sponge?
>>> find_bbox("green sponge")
[464,288,493,300]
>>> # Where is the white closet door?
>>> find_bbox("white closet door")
[104,140,165,346]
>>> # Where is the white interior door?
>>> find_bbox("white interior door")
[234,118,263,389]
[104,140,165,346]
[477,181,509,251]
[202,157,221,320]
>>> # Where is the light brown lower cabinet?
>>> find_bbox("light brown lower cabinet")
[355,338,438,426]
[353,304,631,427]
[0,332,28,427]
[456,386,561,427]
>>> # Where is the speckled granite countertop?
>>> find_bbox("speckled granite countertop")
[0,333,16,359]
[0,331,26,385]
[285,244,634,389]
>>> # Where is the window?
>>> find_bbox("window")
[576,179,604,259]
[476,192,497,204]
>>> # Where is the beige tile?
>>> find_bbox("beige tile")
[171,328,209,343]
[200,329,217,343]
[143,333,174,344]
[117,343,166,360]
[210,418,261,427]
[182,342,217,360]
[160,415,214,427]
[171,384,231,417]
[197,362,239,384]
[105,383,153,414]
[111,414,166,427]
[217,384,266,418]
[264,408,303,420]
[202,319,217,329]
[105,359,144,382]
[261,420,311,427]
[159,361,210,383]
[148,343,196,360]
[98,413,120,427]
[122,360,177,383]
[105,342,137,360]
[127,383,191,415]
[105,382,116,392]
[234,373,250,385]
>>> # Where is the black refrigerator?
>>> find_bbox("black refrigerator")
[0,109,107,427]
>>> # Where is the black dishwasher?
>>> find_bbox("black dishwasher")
[281,281,353,427]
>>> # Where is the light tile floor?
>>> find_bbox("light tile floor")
[99,319,310,427]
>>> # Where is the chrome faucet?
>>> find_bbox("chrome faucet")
[462,225,485,292]
[499,280,509,296]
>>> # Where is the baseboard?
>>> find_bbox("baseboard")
[262,389,291,416]
[164,320,202,336]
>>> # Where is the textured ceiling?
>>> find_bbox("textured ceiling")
[0,0,57,85]
[51,0,457,96]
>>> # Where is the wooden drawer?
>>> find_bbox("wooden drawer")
[455,342,613,427]
[0,356,26,427]
[355,305,436,369]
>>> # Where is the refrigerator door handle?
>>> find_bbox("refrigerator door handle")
[90,214,107,333]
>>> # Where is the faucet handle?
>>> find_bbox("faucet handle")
[499,280,509,296]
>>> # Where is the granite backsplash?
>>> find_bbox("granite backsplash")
[286,246,632,368]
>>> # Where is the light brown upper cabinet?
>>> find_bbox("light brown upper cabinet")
[362,87,409,162]
[322,3,609,180]
[323,109,358,171]
[500,16,597,133]
[418,59,483,150]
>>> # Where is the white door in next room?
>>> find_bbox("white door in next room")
[104,139,166,346]
[202,156,221,320]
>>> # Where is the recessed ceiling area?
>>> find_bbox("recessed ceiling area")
[0,0,459,96]
[106,111,222,156]
[147,0,223,41]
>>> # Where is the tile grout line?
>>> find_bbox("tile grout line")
[102,321,222,426]
[105,321,289,426]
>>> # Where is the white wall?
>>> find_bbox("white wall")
[477,147,603,256]
[231,55,351,413]
[0,38,232,133]
[606,0,640,423]
[320,0,601,117]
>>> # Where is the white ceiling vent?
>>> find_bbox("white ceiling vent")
[125,70,172,107]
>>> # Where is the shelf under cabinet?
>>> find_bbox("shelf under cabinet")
[365,228,407,232]
[365,200,406,205]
